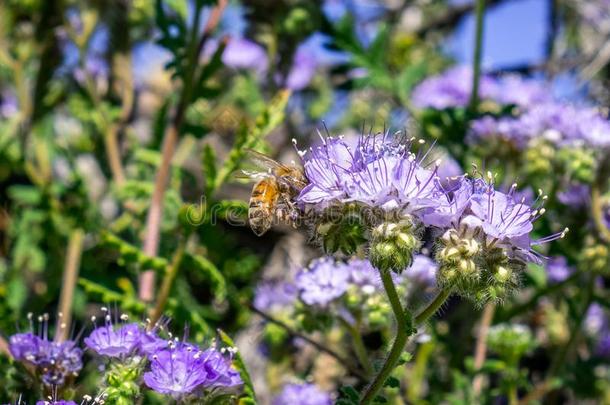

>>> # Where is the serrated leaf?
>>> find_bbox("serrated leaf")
[78,278,146,312]
[202,144,217,198]
[100,232,169,273]
[218,329,257,403]
[338,386,360,401]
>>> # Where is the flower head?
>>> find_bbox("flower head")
[296,257,350,307]
[272,383,332,405]
[84,311,142,358]
[296,132,445,218]
[9,314,83,387]
[143,343,242,398]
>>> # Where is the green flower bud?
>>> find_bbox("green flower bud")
[557,147,596,183]
[102,360,141,404]
[487,323,535,364]
[581,238,610,273]
[369,218,420,274]
[525,139,555,178]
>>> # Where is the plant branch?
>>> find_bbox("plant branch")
[472,302,496,398]
[468,0,486,111]
[339,316,374,376]
[149,241,186,326]
[248,304,367,380]
[56,228,85,342]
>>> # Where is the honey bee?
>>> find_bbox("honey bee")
[240,150,308,236]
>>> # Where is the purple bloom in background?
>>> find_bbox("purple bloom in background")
[253,281,298,311]
[494,75,551,108]
[84,321,141,358]
[296,257,350,307]
[9,323,83,387]
[285,46,318,90]
[585,303,606,335]
[347,258,382,293]
[222,37,268,74]
[143,344,242,397]
[297,133,445,216]
[0,90,18,118]
[412,66,498,109]
[545,256,574,283]
[272,383,332,405]
[405,255,438,290]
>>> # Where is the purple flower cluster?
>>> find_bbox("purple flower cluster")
[9,315,83,387]
[143,343,242,397]
[253,281,298,312]
[82,310,243,398]
[468,103,610,149]
[585,304,610,356]
[296,133,442,213]
[412,66,549,110]
[272,382,332,405]
[545,256,574,283]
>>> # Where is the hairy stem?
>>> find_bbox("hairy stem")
[361,269,451,404]
[56,228,85,342]
[468,0,486,110]
[472,302,496,398]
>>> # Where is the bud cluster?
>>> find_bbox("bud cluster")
[369,217,421,274]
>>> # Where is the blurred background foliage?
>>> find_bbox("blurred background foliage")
[1,0,610,403]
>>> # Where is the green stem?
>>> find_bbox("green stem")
[340,316,374,376]
[361,269,451,404]
[415,289,452,324]
[468,0,486,111]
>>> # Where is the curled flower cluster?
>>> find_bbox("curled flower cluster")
[294,133,566,302]
[9,313,83,387]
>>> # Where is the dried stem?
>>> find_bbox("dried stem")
[138,0,228,302]
[472,302,496,398]
[56,228,85,342]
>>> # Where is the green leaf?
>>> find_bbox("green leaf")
[182,252,227,301]
[373,395,388,403]
[383,376,400,388]
[338,386,360,402]
[100,232,169,273]
[218,329,257,403]
[202,144,217,198]
[78,278,146,312]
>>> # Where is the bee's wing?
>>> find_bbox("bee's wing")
[244,149,291,172]
[234,169,270,181]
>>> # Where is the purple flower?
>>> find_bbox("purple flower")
[0,90,18,118]
[285,46,318,90]
[296,257,350,307]
[9,324,83,387]
[253,281,298,311]
[458,179,568,264]
[494,75,551,108]
[585,303,606,335]
[347,258,383,293]
[272,383,332,405]
[412,66,498,109]
[143,344,210,396]
[421,176,472,228]
[139,330,169,356]
[84,321,141,358]
[143,344,242,397]
[545,256,573,283]
[222,37,268,74]
[404,255,438,290]
[297,133,445,216]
